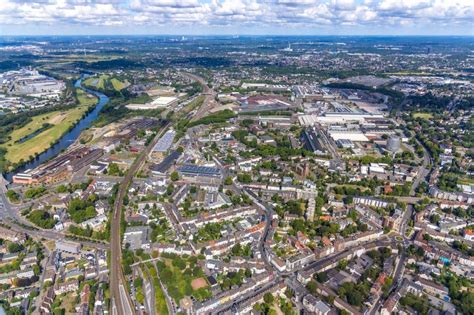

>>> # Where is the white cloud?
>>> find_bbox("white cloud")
[0,0,472,33]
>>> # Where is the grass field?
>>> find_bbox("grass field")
[83,74,109,89]
[0,89,97,164]
[58,292,76,314]
[413,112,434,119]
[83,75,128,91]
[111,78,129,90]
[335,184,371,191]
[76,88,98,106]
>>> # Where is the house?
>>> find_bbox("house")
[302,294,332,315]
[64,269,84,281]
[415,277,450,299]
[0,226,26,243]
[381,292,402,315]
[270,255,287,273]
[464,229,474,241]
[54,279,79,295]
[286,251,315,271]
[40,287,55,314]
[17,269,35,279]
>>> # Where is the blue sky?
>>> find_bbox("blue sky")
[0,0,473,35]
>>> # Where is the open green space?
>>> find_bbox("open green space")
[110,78,129,90]
[0,89,97,165]
[413,112,434,119]
[27,210,56,229]
[83,74,109,89]
[83,74,128,92]
[156,254,212,303]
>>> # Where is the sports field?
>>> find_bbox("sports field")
[1,89,97,164]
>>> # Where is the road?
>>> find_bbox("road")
[243,188,274,268]
[0,176,108,250]
[109,119,170,315]
[410,136,431,196]
[369,202,412,315]
[141,265,155,315]
[400,205,413,240]
[215,279,281,314]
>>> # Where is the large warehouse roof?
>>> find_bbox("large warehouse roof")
[153,130,176,153]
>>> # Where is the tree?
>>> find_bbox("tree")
[55,185,69,193]
[107,162,122,176]
[337,259,348,270]
[7,243,23,253]
[316,272,328,283]
[237,173,252,183]
[133,278,143,289]
[27,210,56,229]
[67,198,97,223]
[263,292,274,305]
[306,280,318,295]
[170,171,180,181]
[6,190,19,202]
[224,176,233,185]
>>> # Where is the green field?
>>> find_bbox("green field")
[110,78,129,90]
[413,112,434,119]
[83,74,109,89]
[1,89,97,164]
[156,255,212,303]
[83,75,128,91]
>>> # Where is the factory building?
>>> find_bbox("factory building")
[177,165,222,179]
[300,128,326,154]
[12,147,103,185]
[151,129,176,159]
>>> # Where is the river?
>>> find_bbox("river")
[4,76,109,181]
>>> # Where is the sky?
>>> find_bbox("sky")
[0,0,473,36]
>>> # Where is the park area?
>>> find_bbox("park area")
[0,89,97,165]
[156,253,212,304]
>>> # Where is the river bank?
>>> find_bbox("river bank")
[3,76,109,181]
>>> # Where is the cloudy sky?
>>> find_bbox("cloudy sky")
[0,0,473,35]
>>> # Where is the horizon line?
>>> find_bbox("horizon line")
[1,34,474,37]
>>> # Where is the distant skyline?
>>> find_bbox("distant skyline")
[0,0,473,36]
